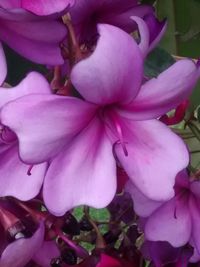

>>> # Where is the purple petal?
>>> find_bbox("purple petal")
[145,197,191,247]
[0,18,66,65]
[33,241,60,267]
[0,222,44,267]
[142,240,181,266]
[190,180,200,198]
[189,196,200,255]
[0,0,21,9]
[1,95,96,164]
[21,0,74,15]
[0,143,47,200]
[189,239,200,263]
[144,14,167,53]
[71,23,143,105]
[114,118,189,201]
[126,181,163,217]
[119,59,199,120]
[70,0,153,39]
[0,42,6,85]
[100,5,154,33]
[43,117,116,216]
[131,16,150,57]
[0,72,51,108]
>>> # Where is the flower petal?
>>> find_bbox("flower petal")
[144,14,167,53]
[126,181,163,217]
[43,117,116,216]
[0,222,44,267]
[1,95,96,164]
[0,19,66,64]
[145,197,191,247]
[33,241,60,267]
[0,42,6,85]
[0,72,51,108]
[119,59,200,120]
[21,0,74,15]
[189,239,200,263]
[100,4,154,33]
[0,143,47,200]
[71,23,143,105]
[114,118,189,201]
[130,16,150,57]
[0,0,21,9]
[189,196,200,255]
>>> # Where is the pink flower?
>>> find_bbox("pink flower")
[127,170,200,262]
[1,24,199,215]
[0,0,73,64]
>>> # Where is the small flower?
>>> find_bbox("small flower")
[127,170,200,262]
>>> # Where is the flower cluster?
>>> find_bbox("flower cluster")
[0,1,199,267]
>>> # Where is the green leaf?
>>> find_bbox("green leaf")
[89,208,110,222]
[144,47,175,78]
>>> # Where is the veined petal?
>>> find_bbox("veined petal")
[126,181,163,217]
[145,197,191,247]
[21,0,74,15]
[0,42,6,85]
[71,24,143,105]
[114,118,189,201]
[0,222,44,267]
[0,72,51,108]
[43,117,116,216]
[1,95,97,164]
[0,144,47,200]
[119,59,199,120]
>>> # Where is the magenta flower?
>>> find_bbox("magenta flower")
[1,24,199,215]
[0,45,49,201]
[70,0,154,43]
[127,170,200,262]
[0,0,73,64]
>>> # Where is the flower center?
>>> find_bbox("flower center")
[100,107,128,157]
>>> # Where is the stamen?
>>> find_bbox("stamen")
[27,165,34,176]
[112,141,123,167]
[110,113,128,157]
[174,206,177,219]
